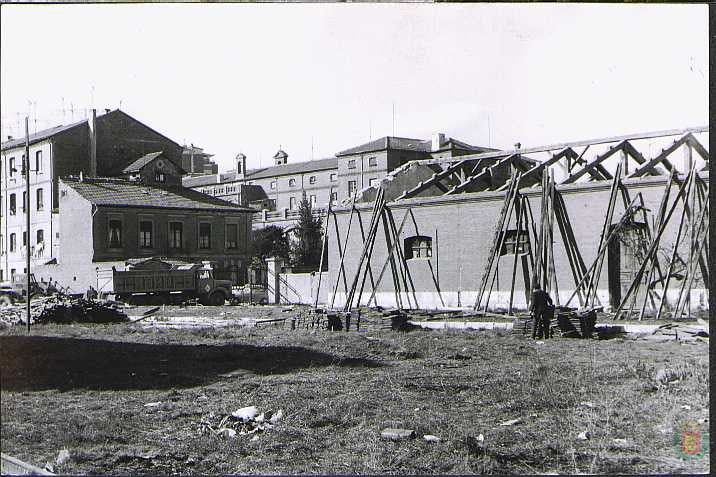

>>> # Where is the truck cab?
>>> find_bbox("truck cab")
[196,267,233,305]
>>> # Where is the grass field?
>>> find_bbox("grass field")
[0,311,709,475]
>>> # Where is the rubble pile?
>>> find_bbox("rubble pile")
[555,308,597,338]
[0,296,128,326]
[199,406,283,439]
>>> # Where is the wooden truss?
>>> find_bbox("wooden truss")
[392,127,708,202]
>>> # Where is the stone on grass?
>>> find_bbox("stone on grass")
[499,418,522,426]
[56,448,71,465]
[232,406,258,422]
[577,431,590,441]
[423,435,440,443]
[270,409,283,424]
[381,428,415,440]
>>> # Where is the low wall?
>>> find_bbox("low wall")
[276,272,331,305]
[33,260,124,295]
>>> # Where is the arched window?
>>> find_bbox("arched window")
[404,235,432,259]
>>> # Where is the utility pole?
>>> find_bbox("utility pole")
[24,117,31,334]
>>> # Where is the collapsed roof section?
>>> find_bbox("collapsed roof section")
[349,126,709,204]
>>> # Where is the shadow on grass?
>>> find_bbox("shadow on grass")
[0,335,382,392]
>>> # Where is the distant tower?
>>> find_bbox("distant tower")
[274,149,288,166]
[236,153,247,179]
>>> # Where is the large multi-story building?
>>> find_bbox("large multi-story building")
[183,133,496,229]
[0,109,184,283]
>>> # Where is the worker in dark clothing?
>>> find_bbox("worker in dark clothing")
[530,286,554,339]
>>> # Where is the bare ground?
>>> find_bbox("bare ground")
[0,306,709,475]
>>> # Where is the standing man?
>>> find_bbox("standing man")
[530,286,554,339]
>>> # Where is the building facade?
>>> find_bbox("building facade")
[183,133,495,230]
[0,109,184,283]
[31,177,254,294]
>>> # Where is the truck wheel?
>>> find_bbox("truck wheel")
[209,292,225,306]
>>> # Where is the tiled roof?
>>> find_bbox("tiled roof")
[336,135,496,157]
[246,157,337,180]
[336,137,429,157]
[1,118,87,151]
[181,174,220,188]
[121,151,164,173]
[63,177,254,212]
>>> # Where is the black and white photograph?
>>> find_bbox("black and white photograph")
[0,2,710,475]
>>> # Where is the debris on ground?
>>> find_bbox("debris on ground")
[577,430,590,441]
[0,296,128,326]
[654,367,691,385]
[380,428,416,440]
[499,418,522,426]
[199,408,283,438]
[556,308,597,338]
[423,434,441,443]
[56,449,70,466]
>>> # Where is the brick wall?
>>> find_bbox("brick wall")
[327,173,708,311]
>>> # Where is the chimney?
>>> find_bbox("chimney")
[89,109,97,177]
[432,132,446,151]
[273,149,288,166]
[236,153,247,179]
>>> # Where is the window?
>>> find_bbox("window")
[9,157,15,177]
[347,159,356,169]
[155,172,166,183]
[36,230,44,256]
[500,230,529,255]
[348,180,357,197]
[139,220,153,248]
[309,195,317,206]
[22,191,26,212]
[309,175,316,184]
[199,223,212,249]
[405,235,433,259]
[330,191,338,204]
[226,223,238,249]
[35,151,42,173]
[108,219,122,248]
[22,231,27,247]
[369,178,378,187]
[289,197,296,210]
[270,180,276,189]
[330,173,337,182]
[10,233,16,252]
[169,222,183,249]
[289,178,296,187]
[9,194,16,215]
[368,156,377,167]
[36,188,44,211]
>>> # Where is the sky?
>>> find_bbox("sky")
[1,4,708,173]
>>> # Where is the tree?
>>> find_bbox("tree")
[250,225,290,262]
[291,196,324,269]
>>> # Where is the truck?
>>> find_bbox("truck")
[112,263,232,306]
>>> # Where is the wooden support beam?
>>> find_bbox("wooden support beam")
[628,134,697,178]
[612,169,694,319]
[562,142,626,185]
[412,126,708,169]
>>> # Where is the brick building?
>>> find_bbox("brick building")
[181,144,218,176]
[324,130,709,312]
[0,109,184,283]
[30,177,254,294]
[183,133,495,230]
